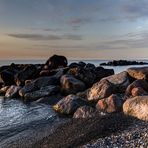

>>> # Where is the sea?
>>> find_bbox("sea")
[0,59,148,147]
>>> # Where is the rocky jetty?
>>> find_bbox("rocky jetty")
[0,55,148,147]
[100,60,148,66]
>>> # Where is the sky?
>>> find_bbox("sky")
[1,0,148,60]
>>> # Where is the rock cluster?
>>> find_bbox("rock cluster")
[0,55,148,121]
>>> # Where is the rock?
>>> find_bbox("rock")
[0,86,10,95]
[123,96,148,121]
[53,94,88,115]
[35,94,63,105]
[19,76,59,97]
[73,106,98,118]
[100,60,148,66]
[131,87,148,97]
[96,94,124,113]
[0,69,16,86]
[101,71,130,93]
[87,79,116,102]
[24,85,60,101]
[67,67,96,87]
[15,65,38,86]
[33,76,59,89]
[127,66,148,80]
[125,79,148,96]
[45,55,68,69]
[5,85,21,98]
[60,75,86,95]
[95,67,114,81]
[76,89,89,100]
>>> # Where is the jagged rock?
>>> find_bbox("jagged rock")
[125,79,148,97]
[5,85,21,98]
[96,94,124,113]
[123,96,148,121]
[15,65,38,86]
[87,79,116,102]
[73,106,98,118]
[60,75,86,95]
[53,94,88,115]
[24,85,60,101]
[127,66,148,80]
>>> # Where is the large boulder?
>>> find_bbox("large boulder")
[53,95,88,115]
[45,54,68,69]
[123,96,148,121]
[87,79,116,102]
[101,71,130,93]
[24,85,59,101]
[127,66,148,80]
[5,85,21,98]
[73,106,98,118]
[125,79,148,97]
[60,75,86,95]
[96,94,124,113]
[15,65,38,86]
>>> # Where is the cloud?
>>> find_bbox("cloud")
[68,18,91,25]
[7,33,82,41]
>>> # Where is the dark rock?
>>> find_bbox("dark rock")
[24,85,60,101]
[35,94,63,105]
[100,60,148,66]
[123,96,148,121]
[15,65,38,86]
[125,79,148,97]
[60,75,86,95]
[96,94,124,113]
[53,94,88,115]
[73,106,98,118]
[95,67,114,82]
[5,85,21,98]
[127,66,148,80]
[67,67,96,87]
[19,76,59,97]
[45,54,68,69]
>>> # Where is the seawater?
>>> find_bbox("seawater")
[0,59,148,147]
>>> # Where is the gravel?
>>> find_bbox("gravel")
[83,119,148,148]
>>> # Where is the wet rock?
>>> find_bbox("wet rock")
[123,96,148,121]
[24,85,60,101]
[60,75,86,95]
[15,65,38,86]
[87,79,116,102]
[53,94,88,115]
[35,94,63,105]
[127,66,148,80]
[73,106,98,118]
[45,54,68,69]
[96,94,124,113]
[5,85,21,98]
[125,79,148,97]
